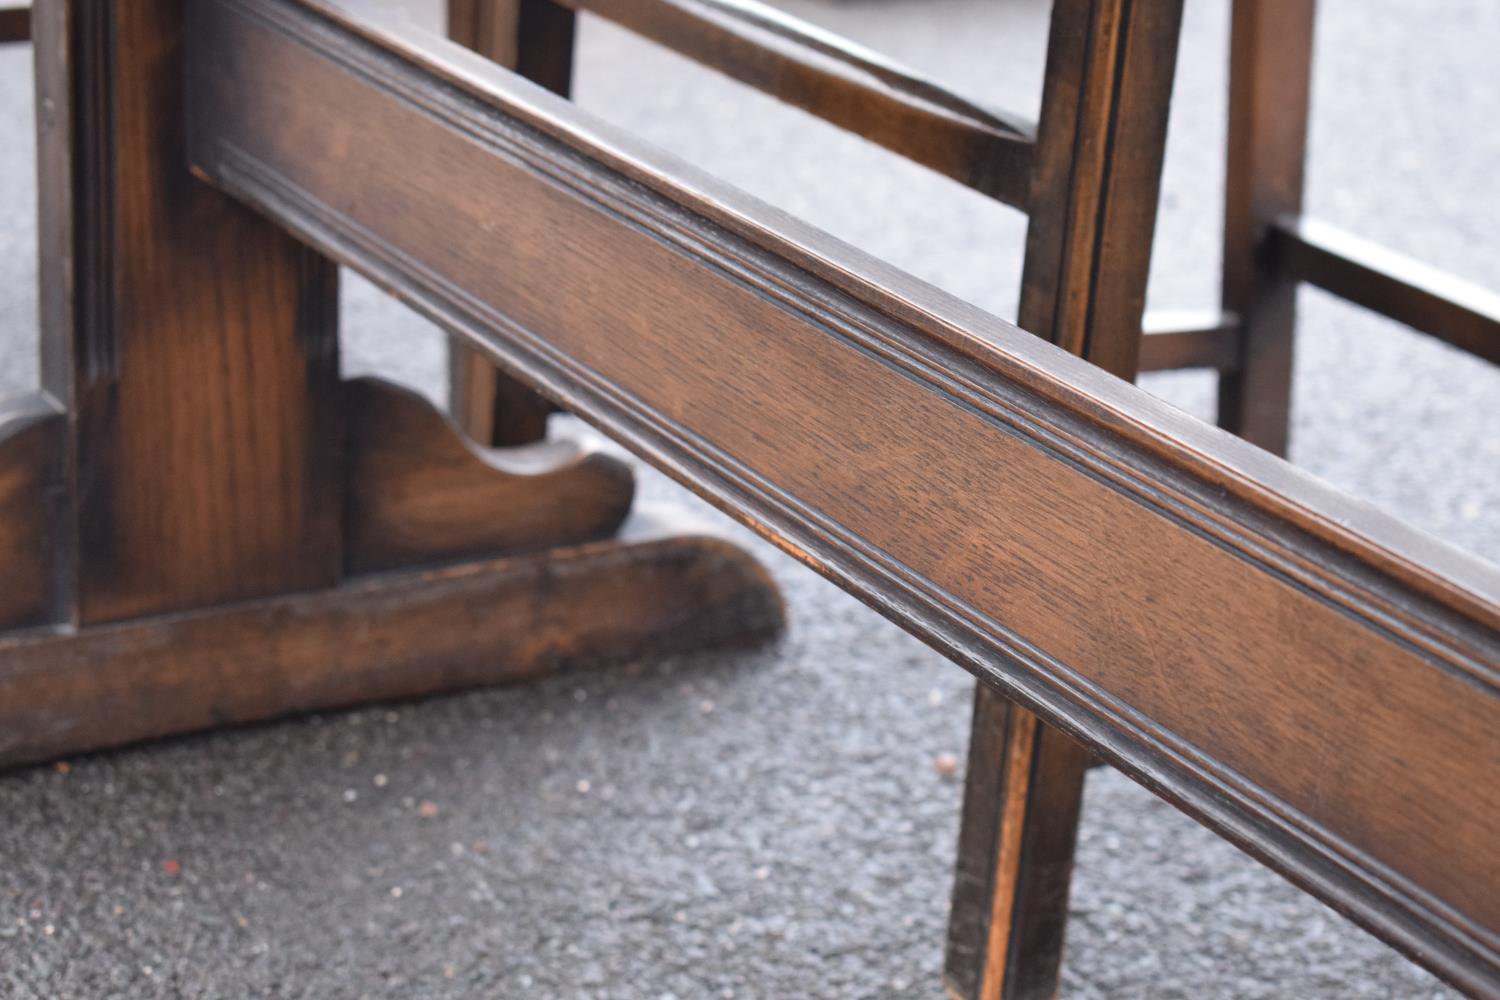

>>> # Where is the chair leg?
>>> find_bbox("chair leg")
[947,0,1186,992]
[945,685,1091,1000]
[447,0,576,446]
[1217,0,1317,457]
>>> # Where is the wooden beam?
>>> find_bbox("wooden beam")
[1138,310,1242,372]
[557,0,1035,208]
[447,0,571,446]
[35,0,343,624]
[0,524,784,768]
[1216,0,1316,456]
[185,2,1500,991]
[946,1,1187,996]
[1275,216,1500,365]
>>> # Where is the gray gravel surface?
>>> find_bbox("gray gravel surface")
[1,0,1497,997]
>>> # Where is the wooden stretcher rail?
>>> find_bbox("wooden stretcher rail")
[0,5,28,43]
[1139,310,1242,372]
[1275,216,1500,365]
[557,0,1036,208]
[185,1,1500,992]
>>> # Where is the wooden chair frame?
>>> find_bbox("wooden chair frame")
[0,1,1497,997]
[1212,0,1500,455]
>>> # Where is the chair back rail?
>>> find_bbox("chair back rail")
[558,0,1036,207]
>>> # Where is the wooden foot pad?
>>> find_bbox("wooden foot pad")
[0,519,783,769]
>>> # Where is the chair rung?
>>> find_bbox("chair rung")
[1138,310,1241,372]
[560,0,1036,208]
[1274,216,1500,365]
[0,6,29,44]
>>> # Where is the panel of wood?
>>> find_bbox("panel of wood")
[447,0,570,446]
[0,526,784,768]
[558,0,1035,208]
[34,0,342,624]
[0,396,65,630]
[186,3,1500,990]
[1216,0,1316,455]
[1276,216,1500,366]
[346,376,633,573]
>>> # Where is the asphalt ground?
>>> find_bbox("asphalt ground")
[0,0,1496,996]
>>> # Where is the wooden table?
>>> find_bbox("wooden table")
[0,2,1496,996]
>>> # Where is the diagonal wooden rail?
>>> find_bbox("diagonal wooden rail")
[552,0,1036,208]
[185,0,1500,993]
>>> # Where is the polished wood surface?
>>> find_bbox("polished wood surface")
[186,3,1500,991]
[447,0,569,446]
[946,1,1185,994]
[1276,216,1500,365]
[0,396,65,630]
[1215,0,1313,456]
[0,523,784,768]
[0,0,783,778]
[1138,310,1242,372]
[949,685,1092,1000]
[36,0,343,623]
[557,0,1035,208]
[1212,0,1497,458]
[346,376,633,573]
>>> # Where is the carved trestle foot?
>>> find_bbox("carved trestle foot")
[0,379,783,770]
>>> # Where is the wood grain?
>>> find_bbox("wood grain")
[185,3,1500,991]
[0,396,65,630]
[36,0,342,624]
[0,526,784,768]
[947,1,1186,995]
[447,0,570,446]
[346,376,633,573]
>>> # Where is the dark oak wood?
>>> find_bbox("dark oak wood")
[185,3,1500,992]
[557,0,1035,209]
[1275,216,1500,365]
[949,685,1092,1000]
[947,1,1185,996]
[447,0,569,446]
[0,396,65,630]
[36,0,343,624]
[1215,0,1314,456]
[1138,310,1242,372]
[346,376,633,573]
[1,0,786,780]
[1209,0,1498,454]
[0,522,784,768]
[0,5,26,42]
